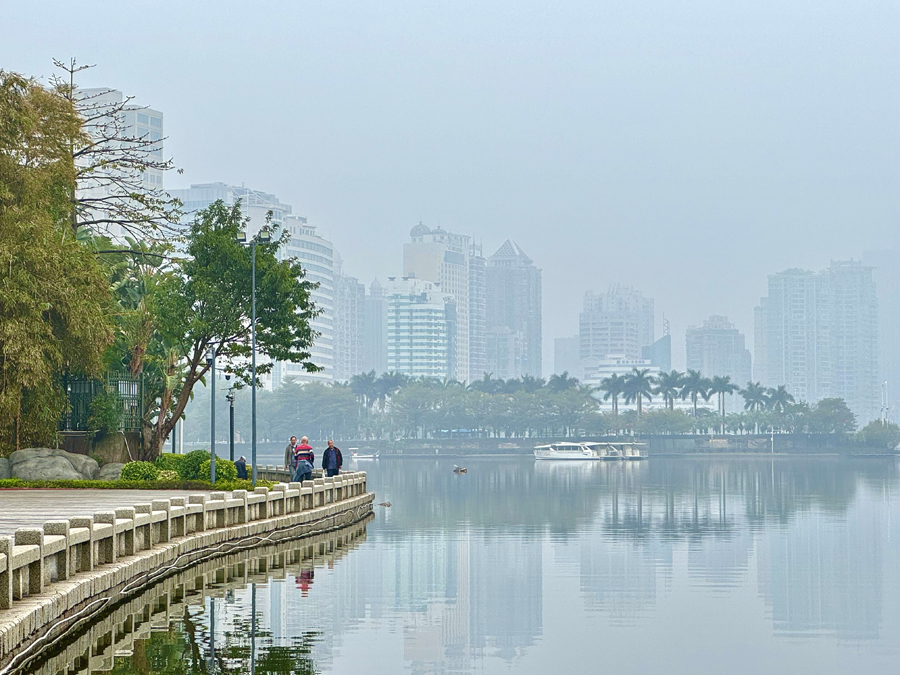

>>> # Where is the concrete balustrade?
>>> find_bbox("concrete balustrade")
[0,470,369,659]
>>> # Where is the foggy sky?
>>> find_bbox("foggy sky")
[4,0,899,373]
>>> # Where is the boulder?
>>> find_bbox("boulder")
[9,448,100,480]
[12,456,85,481]
[0,458,9,479]
[97,463,125,481]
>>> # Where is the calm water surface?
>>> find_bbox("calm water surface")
[74,457,900,673]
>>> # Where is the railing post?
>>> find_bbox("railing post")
[0,536,13,609]
[43,520,70,581]
[15,528,43,596]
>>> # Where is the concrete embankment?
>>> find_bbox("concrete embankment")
[0,472,373,670]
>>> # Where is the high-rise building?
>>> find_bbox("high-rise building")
[403,223,472,382]
[579,285,654,362]
[468,242,487,382]
[77,88,165,241]
[385,277,457,379]
[485,240,542,380]
[642,334,672,372]
[362,279,388,375]
[166,183,336,386]
[554,336,581,378]
[333,253,365,382]
[862,249,900,420]
[754,261,878,421]
[685,316,752,412]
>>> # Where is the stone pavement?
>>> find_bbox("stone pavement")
[0,489,201,536]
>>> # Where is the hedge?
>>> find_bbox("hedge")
[199,458,237,482]
[0,478,275,490]
[120,461,160,481]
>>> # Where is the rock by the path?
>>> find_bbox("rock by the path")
[9,448,101,480]
[97,463,125,481]
[0,458,9,480]
[12,456,85,481]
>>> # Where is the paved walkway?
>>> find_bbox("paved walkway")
[0,489,204,536]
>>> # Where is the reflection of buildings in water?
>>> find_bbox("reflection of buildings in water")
[756,493,886,640]
[686,527,754,590]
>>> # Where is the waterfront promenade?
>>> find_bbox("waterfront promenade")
[0,472,373,671]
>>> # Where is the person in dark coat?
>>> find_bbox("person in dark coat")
[235,456,248,480]
[322,439,343,477]
[292,437,315,482]
[284,436,298,470]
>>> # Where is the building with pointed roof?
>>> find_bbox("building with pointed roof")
[485,239,542,379]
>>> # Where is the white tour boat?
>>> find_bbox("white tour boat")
[533,441,646,461]
[350,450,380,460]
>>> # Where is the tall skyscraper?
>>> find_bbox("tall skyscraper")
[403,223,472,382]
[77,88,165,241]
[166,183,336,386]
[579,285,654,362]
[385,277,457,379]
[862,249,900,420]
[685,316,752,411]
[468,242,487,382]
[362,279,388,375]
[333,254,365,382]
[484,240,542,379]
[754,261,878,421]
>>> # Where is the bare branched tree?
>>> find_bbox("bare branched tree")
[52,57,183,240]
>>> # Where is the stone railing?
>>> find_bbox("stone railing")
[0,471,368,615]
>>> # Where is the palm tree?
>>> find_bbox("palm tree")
[655,370,684,410]
[599,373,627,429]
[739,381,769,412]
[623,368,655,418]
[469,372,502,394]
[547,371,579,392]
[375,371,409,410]
[680,369,712,418]
[520,374,546,393]
[767,384,795,413]
[708,375,740,433]
[350,370,378,413]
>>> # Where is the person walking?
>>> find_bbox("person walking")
[235,455,248,480]
[292,436,315,483]
[322,439,343,477]
[284,436,298,470]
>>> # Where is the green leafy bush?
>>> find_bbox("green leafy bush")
[178,449,211,480]
[857,420,900,449]
[158,469,179,481]
[199,458,237,482]
[120,461,160,481]
[0,478,275,490]
[155,453,185,472]
[87,390,122,440]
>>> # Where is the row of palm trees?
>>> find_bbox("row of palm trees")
[598,368,796,425]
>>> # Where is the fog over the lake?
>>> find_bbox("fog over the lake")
[4,0,898,370]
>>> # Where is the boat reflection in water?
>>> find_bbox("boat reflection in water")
[19,517,372,675]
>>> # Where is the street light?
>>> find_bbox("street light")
[226,387,235,461]
[206,347,217,483]
[237,225,271,488]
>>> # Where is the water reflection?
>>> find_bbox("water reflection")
[24,457,900,675]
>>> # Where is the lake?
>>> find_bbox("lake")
[36,455,900,674]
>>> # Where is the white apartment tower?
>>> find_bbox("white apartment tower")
[579,285,654,362]
[385,277,457,379]
[403,224,472,382]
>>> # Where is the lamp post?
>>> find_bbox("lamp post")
[206,347,217,483]
[237,226,271,488]
[226,387,235,462]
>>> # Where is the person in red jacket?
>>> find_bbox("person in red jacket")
[292,436,315,482]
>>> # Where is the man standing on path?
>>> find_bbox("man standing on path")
[322,439,343,477]
[284,436,298,470]
[293,436,315,482]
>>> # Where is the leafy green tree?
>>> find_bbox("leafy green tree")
[636,409,693,434]
[0,71,113,453]
[547,371,579,392]
[857,419,900,449]
[623,368,654,417]
[806,398,857,434]
[145,200,318,458]
[680,370,711,418]
[655,370,684,410]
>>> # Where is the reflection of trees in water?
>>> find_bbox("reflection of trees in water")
[371,458,899,539]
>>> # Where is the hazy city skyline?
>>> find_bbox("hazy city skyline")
[4,0,898,374]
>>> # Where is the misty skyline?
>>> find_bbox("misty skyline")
[4,0,898,371]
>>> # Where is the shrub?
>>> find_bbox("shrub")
[87,391,122,440]
[178,449,211,480]
[857,420,900,449]
[199,458,237,482]
[120,461,160,482]
[155,453,185,472]
[157,469,179,481]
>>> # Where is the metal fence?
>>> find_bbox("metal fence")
[60,371,142,432]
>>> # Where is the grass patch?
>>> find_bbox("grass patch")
[0,478,277,490]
